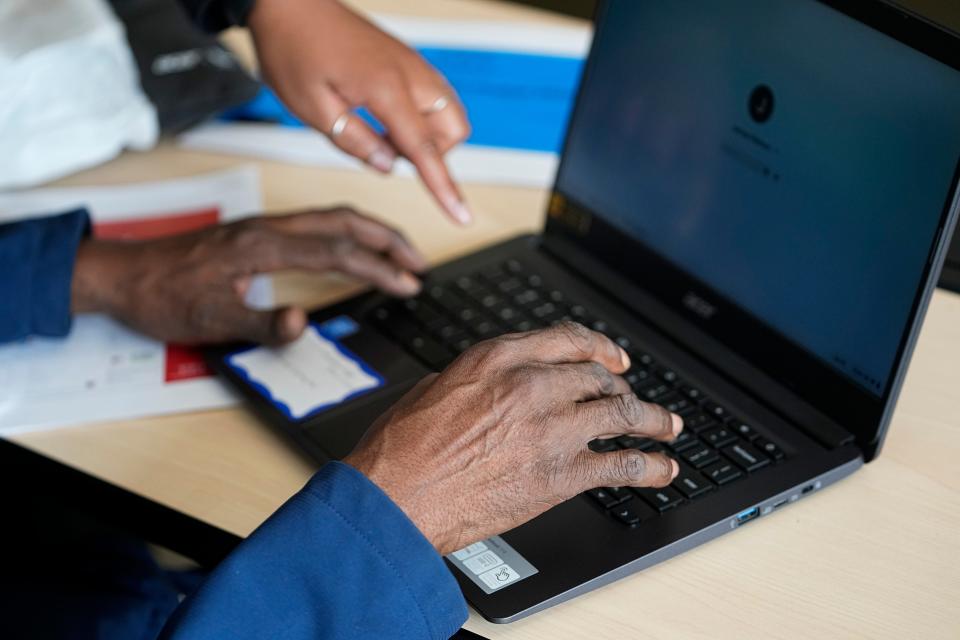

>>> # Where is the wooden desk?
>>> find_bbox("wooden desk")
[9,1,960,637]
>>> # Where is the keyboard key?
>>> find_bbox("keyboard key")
[730,421,758,441]
[702,460,743,485]
[452,337,475,352]
[498,277,525,294]
[702,426,738,448]
[505,258,525,273]
[478,293,503,309]
[722,442,770,472]
[703,400,730,420]
[679,384,704,401]
[634,352,655,366]
[531,302,558,319]
[513,289,540,306]
[625,368,652,388]
[638,382,672,401]
[587,488,628,509]
[683,412,717,433]
[613,501,657,526]
[653,365,679,383]
[658,392,692,414]
[468,319,501,339]
[667,431,698,452]
[495,306,521,323]
[409,336,453,369]
[427,286,468,316]
[754,437,785,461]
[672,467,714,499]
[683,445,720,469]
[438,328,471,349]
[480,264,507,282]
[590,319,609,333]
[606,486,634,503]
[512,319,535,332]
[637,486,684,512]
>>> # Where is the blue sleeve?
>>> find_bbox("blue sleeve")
[0,209,89,344]
[160,462,469,640]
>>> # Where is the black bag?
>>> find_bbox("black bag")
[109,0,259,134]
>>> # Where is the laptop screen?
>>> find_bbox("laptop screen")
[552,0,960,403]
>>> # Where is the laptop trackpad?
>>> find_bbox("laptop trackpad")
[299,321,431,459]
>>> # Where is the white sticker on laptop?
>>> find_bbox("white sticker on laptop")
[226,323,384,420]
[447,535,538,594]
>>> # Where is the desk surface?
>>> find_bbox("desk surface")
[11,1,960,637]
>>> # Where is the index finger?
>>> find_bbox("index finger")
[366,78,472,225]
[266,209,428,273]
[489,322,630,374]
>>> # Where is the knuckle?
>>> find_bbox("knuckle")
[588,362,615,395]
[617,450,648,484]
[328,237,356,262]
[508,365,543,396]
[553,320,593,355]
[612,393,644,426]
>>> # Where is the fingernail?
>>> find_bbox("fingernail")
[368,148,396,173]
[445,197,473,225]
[399,271,422,294]
[619,348,631,370]
[671,413,683,436]
[671,458,680,479]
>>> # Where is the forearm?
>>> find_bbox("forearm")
[0,210,89,343]
[160,462,468,640]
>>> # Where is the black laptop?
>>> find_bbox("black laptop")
[209,0,960,624]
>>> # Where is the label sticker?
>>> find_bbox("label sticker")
[317,315,361,341]
[226,323,384,420]
[447,535,538,594]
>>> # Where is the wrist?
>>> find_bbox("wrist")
[343,452,458,555]
[71,240,130,315]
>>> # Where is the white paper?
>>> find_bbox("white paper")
[180,124,560,188]
[178,15,592,188]
[227,326,383,420]
[0,166,268,434]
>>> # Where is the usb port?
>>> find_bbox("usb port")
[802,484,815,495]
[735,507,760,526]
[771,498,788,510]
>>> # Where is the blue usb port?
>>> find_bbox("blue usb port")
[735,507,760,526]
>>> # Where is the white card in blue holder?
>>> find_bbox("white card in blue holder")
[226,321,383,421]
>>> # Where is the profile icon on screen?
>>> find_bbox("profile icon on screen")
[749,85,775,123]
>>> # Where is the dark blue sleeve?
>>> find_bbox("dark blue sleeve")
[0,209,89,343]
[160,462,469,640]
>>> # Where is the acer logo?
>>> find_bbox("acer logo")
[682,292,716,319]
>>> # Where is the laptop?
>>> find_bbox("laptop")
[942,228,960,291]
[209,0,960,623]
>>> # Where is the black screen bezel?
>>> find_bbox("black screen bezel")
[545,0,960,445]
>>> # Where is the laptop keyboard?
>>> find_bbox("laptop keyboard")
[367,259,787,527]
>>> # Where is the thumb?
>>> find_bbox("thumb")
[232,306,308,345]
